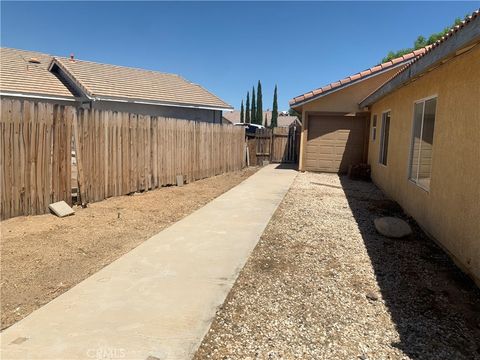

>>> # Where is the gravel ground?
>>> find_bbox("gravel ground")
[194,172,480,360]
[0,168,257,330]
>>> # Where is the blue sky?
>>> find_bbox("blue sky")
[1,1,477,110]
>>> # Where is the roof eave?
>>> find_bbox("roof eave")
[93,96,233,111]
[0,91,77,102]
[49,58,94,100]
[289,61,410,109]
[360,13,480,108]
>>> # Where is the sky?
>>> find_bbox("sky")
[1,1,477,110]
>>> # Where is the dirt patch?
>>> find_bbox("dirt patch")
[194,172,480,359]
[0,168,257,330]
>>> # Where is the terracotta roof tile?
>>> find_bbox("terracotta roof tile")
[290,47,429,107]
[360,9,479,106]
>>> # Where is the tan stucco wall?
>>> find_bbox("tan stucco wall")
[368,45,480,285]
[297,66,403,170]
[301,67,402,114]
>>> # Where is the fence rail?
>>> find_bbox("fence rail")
[1,99,245,220]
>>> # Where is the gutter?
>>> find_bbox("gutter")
[93,96,233,112]
[0,92,77,102]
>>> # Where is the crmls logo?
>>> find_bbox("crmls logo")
[86,345,126,359]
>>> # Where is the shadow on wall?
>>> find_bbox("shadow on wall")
[338,176,480,359]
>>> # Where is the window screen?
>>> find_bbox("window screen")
[379,112,390,165]
[409,97,437,190]
[371,115,377,141]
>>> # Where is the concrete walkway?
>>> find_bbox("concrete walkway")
[1,165,297,360]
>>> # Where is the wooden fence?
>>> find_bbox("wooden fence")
[75,109,245,204]
[1,99,245,220]
[1,100,75,219]
[246,125,300,166]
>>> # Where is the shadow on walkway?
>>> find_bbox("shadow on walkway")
[338,176,480,359]
[273,163,298,170]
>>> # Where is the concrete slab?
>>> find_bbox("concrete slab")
[0,164,297,360]
[48,201,74,217]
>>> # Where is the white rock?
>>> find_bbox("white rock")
[48,201,74,218]
[374,217,412,238]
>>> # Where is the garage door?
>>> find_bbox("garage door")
[304,115,366,173]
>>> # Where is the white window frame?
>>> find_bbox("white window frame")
[378,110,391,166]
[371,114,377,142]
[408,95,438,192]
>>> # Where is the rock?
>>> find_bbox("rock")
[374,217,412,238]
[176,175,184,187]
[366,291,379,301]
[48,201,74,218]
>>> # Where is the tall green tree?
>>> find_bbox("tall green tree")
[382,16,464,62]
[251,86,257,124]
[240,100,244,123]
[271,85,278,128]
[245,92,250,123]
[256,80,263,126]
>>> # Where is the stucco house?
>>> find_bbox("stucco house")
[290,47,429,173]
[290,10,480,285]
[0,47,233,122]
[360,11,479,286]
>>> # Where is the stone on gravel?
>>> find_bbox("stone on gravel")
[374,217,412,238]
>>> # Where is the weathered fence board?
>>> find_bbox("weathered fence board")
[1,99,246,220]
[271,126,299,163]
[74,109,245,205]
[246,125,300,165]
[0,99,73,219]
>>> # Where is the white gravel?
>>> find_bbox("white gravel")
[194,172,480,360]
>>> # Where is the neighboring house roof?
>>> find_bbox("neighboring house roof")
[289,47,429,108]
[222,116,233,124]
[51,57,233,110]
[0,48,76,100]
[223,110,300,127]
[360,9,480,107]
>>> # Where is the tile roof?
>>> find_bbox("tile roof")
[53,57,232,110]
[289,47,429,107]
[398,9,479,70]
[0,48,75,99]
[360,9,479,107]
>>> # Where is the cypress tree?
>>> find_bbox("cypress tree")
[245,92,250,123]
[271,85,278,128]
[240,100,244,123]
[251,87,256,124]
[256,80,263,126]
